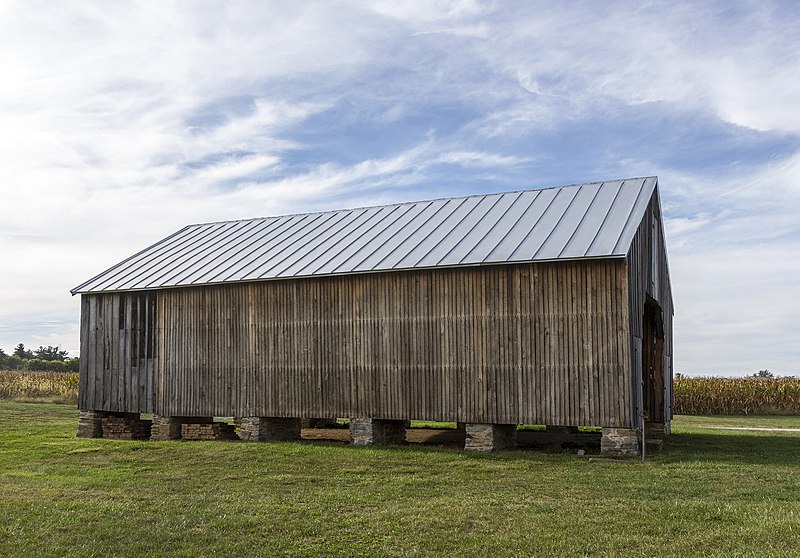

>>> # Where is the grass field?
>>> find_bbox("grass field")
[2,403,800,557]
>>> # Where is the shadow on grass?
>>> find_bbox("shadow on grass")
[664,431,800,466]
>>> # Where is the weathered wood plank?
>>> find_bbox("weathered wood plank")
[79,256,669,429]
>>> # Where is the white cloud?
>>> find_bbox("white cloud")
[368,0,490,23]
[0,1,798,377]
[435,151,530,168]
[461,3,800,137]
[652,152,800,375]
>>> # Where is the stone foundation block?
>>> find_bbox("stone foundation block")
[464,423,517,452]
[77,410,105,438]
[101,413,151,440]
[239,417,302,442]
[181,422,238,441]
[238,417,262,441]
[601,427,640,457]
[349,418,408,446]
[151,416,193,441]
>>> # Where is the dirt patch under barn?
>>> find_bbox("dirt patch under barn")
[301,427,601,452]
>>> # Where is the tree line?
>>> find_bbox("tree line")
[0,343,79,372]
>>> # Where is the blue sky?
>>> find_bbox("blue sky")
[1,1,798,375]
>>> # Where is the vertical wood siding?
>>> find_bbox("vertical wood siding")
[625,188,675,422]
[157,260,632,426]
[80,260,635,427]
[78,292,156,413]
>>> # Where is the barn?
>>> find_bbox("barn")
[71,176,673,456]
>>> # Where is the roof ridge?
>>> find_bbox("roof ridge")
[184,176,657,227]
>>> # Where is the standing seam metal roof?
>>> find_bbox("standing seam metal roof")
[71,176,658,294]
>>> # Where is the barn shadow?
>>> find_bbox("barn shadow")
[298,425,800,463]
[663,430,800,466]
[300,426,602,453]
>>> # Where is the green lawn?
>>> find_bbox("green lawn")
[674,415,800,430]
[2,403,799,557]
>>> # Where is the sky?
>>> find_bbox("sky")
[0,0,798,375]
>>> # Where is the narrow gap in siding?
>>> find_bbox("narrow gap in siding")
[484,269,493,423]
[586,264,596,425]
[127,294,134,413]
[476,270,484,423]
[581,265,591,425]
[462,269,469,423]
[455,270,463,423]
[526,268,535,424]
[545,264,554,426]
[615,260,626,427]
[565,264,574,426]
[599,262,609,427]
[569,263,577,426]
[416,271,422,420]
[546,264,555,426]
[562,264,570,427]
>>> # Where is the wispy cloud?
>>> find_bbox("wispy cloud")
[0,1,798,375]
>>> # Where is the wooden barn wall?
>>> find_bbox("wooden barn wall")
[625,188,675,422]
[78,292,157,413]
[150,260,633,427]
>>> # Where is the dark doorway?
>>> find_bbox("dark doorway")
[642,298,665,425]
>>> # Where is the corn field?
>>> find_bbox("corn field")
[2,371,800,415]
[674,377,800,415]
[0,370,79,404]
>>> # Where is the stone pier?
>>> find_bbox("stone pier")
[464,423,517,452]
[600,427,640,457]
[77,410,105,438]
[349,418,408,446]
[181,421,238,441]
[101,413,151,440]
[151,416,190,440]
[77,410,151,440]
[239,417,302,442]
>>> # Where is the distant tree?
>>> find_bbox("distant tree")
[0,353,24,370]
[753,369,774,379]
[13,343,34,359]
[23,357,79,372]
[0,348,6,357]
[33,345,69,362]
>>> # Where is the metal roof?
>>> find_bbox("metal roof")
[71,176,658,294]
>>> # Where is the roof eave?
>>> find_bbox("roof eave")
[71,253,629,295]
